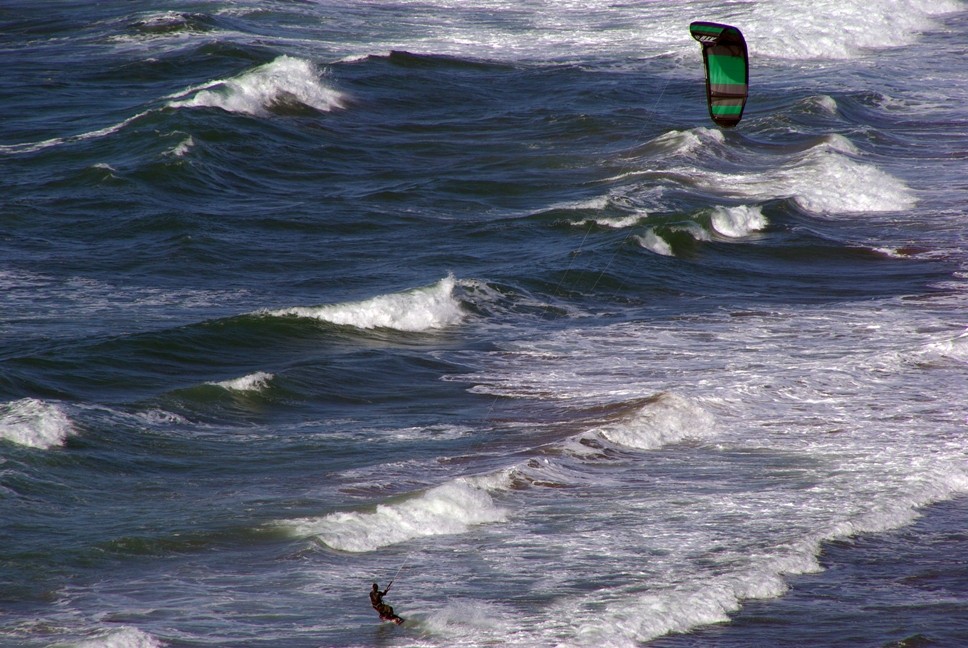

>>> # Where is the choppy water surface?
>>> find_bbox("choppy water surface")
[2,1,966,646]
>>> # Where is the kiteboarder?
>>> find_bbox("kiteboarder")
[369,582,404,624]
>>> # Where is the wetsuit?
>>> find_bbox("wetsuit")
[370,585,402,623]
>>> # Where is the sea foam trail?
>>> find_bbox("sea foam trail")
[0,398,75,449]
[0,110,154,155]
[264,275,464,332]
[577,468,968,647]
[289,394,712,551]
[166,55,345,116]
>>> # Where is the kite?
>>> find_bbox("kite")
[689,22,749,128]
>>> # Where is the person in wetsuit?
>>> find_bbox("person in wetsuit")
[370,583,403,624]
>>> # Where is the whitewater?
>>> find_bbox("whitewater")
[1,1,966,647]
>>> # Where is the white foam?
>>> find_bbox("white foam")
[709,205,768,238]
[571,214,645,229]
[634,229,673,256]
[873,246,907,259]
[422,598,511,636]
[0,398,75,449]
[167,56,345,116]
[550,194,647,229]
[624,133,913,220]
[576,474,968,648]
[814,133,861,156]
[264,275,464,332]
[645,128,724,158]
[577,584,736,647]
[744,0,962,60]
[805,94,839,115]
[674,222,712,242]
[208,371,274,393]
[788,153,915,214]
[926,330,968,364]
[2,56,344,156]
[0,109,154,155]
[684,145,915,215]
[287,478,508,552]
[510,455,589,487]
[138,409,190,426]
[552,196,611,212]
[592,393,716,450]
[303,0,959,66]
[134,11,196,32]
[169,135,194,157]
[577,556,811,647]
[72,626,165,648]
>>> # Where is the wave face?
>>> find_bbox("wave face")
[1,1,967,647]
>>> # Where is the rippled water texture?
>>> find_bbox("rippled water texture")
[1,1,966,646]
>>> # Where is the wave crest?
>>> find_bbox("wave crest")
[207,371,274,393]
[657,136,915,216]
[264,275,464,332]
[593,393,716,450]
[285,478,508,552]
[167,56,346,116]
[0,398,75,449]
[74,626,165,648]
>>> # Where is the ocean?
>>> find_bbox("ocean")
[2,1,966,647]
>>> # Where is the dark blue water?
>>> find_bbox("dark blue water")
[2,2,967,646]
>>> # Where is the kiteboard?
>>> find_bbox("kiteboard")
[689,21,749,128]
[381,614,404,625]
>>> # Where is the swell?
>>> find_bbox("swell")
[278,392,718,553]
[0,277,471,414]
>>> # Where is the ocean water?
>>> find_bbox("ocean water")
[1,1,967,647]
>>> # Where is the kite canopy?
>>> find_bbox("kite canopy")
[689,21,749,128]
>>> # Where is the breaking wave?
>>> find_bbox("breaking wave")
[263,275,464,332]
[167,56,346,116]
[0,398,75,449]
[207,371,274,393]
[286,479,508,552]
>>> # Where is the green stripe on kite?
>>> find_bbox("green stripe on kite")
[707,55,746,85]
[689,21,749,128]
[691,24,724,35]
